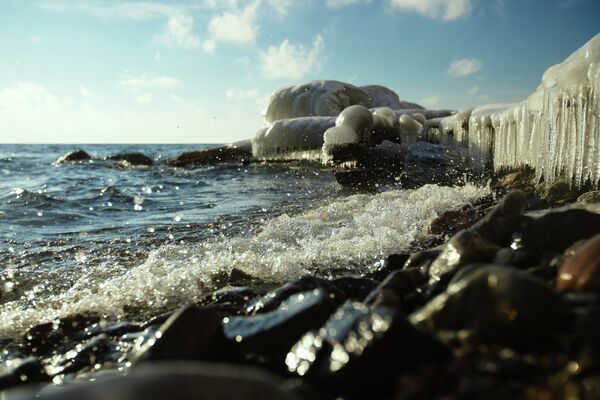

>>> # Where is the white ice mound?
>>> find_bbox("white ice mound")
[372,107,396,129]
[360,85,424,110]
[466,32,600,185]
[264,80,371,123]
[252,116,336,161]
[323,105,374,147]
[398,113,424,144]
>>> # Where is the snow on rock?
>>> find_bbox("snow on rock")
[372,107,396,130]
[323,105,374,149]
[466,33,600,186]
[360,85,424,109]
[264,80,371,123]
[252,116,336,161]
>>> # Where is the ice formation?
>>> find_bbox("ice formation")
[398,113,424,144]
[360,85,424,110]
[252,117,335,161]
[463,33,600,186]
[372,107,396,129]
[323,105,374,148]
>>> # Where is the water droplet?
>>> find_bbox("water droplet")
[37,211,43,217]
[134,204,143,211]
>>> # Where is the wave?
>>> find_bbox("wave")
[0,183,490,339]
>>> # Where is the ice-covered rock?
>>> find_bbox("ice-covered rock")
[251,117,336,161]
[398,113,423,144]
[264,81,371,123]
[466,33,600,186]
[322,105,374,160]
[360,85,424,110]
[372,107,396,130]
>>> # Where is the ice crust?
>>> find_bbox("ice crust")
[0,184,490,339]
[463,33,600,185]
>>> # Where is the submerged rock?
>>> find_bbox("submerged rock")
[286,301,450,397]
[557,234,600,292]
[223,289,340,366]
[54,150,92,164]
[106,152,154,166]
[410,265,570,348]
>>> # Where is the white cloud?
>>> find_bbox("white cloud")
[121,75,179,89]
[418,94,442,107]
[0,82,61,112]
[467,85,479,95]
[226,88,260,100]
[39,2,187,21]
[155,14,201,49]
[259,35,324,80]
[386,0,473,21]
[202,1,260,51]
[448,57,482,77]
[267,0,295,15]
[31,35,42,45]
[135,94,153,104]
[326,0,372,8]
[79,86,94,99]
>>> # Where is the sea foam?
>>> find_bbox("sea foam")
[0,183,489,339]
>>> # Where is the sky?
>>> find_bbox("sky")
[0,0,599,143]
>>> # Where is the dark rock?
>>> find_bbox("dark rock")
[54,150,91,163]
[536,178,588,207]
[106,152,154,166]
[556,234,600,292]
[51,334,111,376]
[403,247,443,275]
[365,253,410,281]
[286,301,451,397]
[494,247,541,269]
[410,265,570,349]
[223,289,340,367]
[82,321,144,339]
[521,209,600,252]
[212,268,264,288]
[330,276,379,301]
[247,276,342,315]
[470,190,527,246]
[28,362,302,400]
[429,205,480,236]
[427,230,501,283]
[23,313,101,355]
[134,306,229,364]
[168,144,252,167]
[365,269,427,310]
[334,168,397,188]
[201,287,257,316]
[0,357,49,391]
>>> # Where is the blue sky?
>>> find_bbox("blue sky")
[0,0,598,143]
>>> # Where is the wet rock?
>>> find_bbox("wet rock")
[521,208,600,252]
[29,362,302,400]
[0,357,49,391]
[536,178,588,207]
[470,190,527,246]
[578,190,600,204]
[201,287,257,316]
[247,276,342,315]
[330,276,379,301]
[410,265,570,349]
[135,306,229,364]
[49,334,111,376]
[365,269,427,310]
[212,268,264,288]
[23,313,101,355]
[429,205,480,236]
[334,168,397,188]
[223,289,340,367]
[286,301,451,397]
[427,230,501,283]
[168,144,252,167]
[402,246,443,275]
[54,150,91,164]
[106,152,154,166]
[557,234,600,292]
[82,321,144,339]
[365,253,410,281]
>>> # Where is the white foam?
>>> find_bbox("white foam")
[0,184,490,339]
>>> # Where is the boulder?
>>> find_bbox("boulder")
[54,150,92,164]
[106,153,154,166]
[169,141,253,166]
